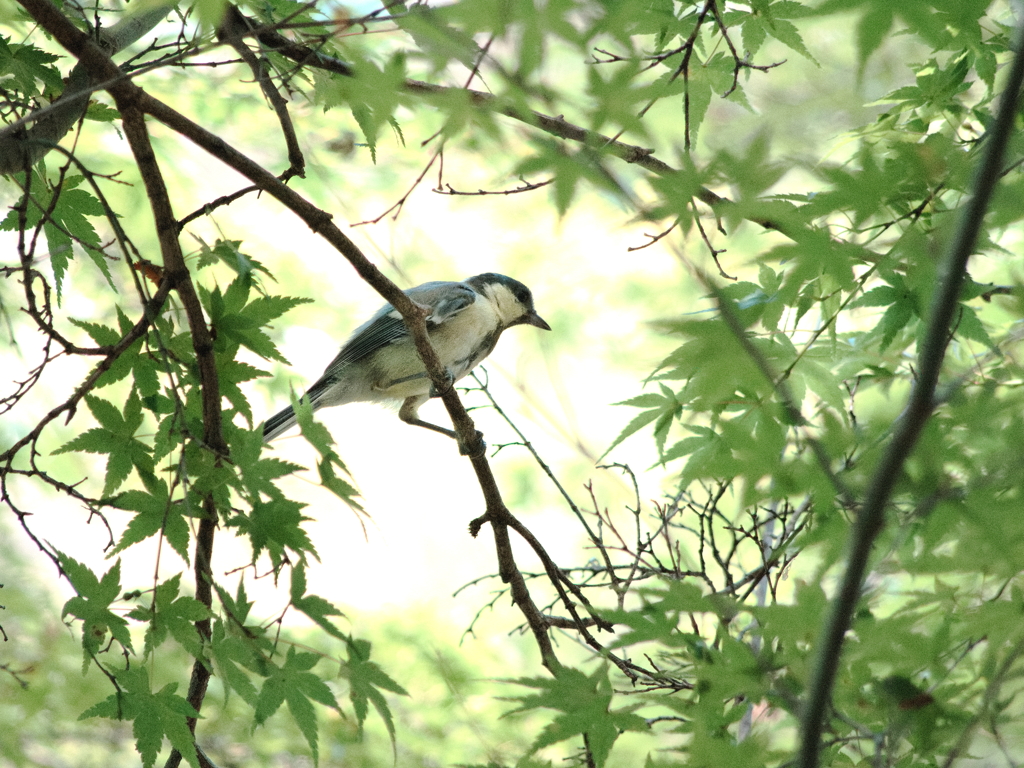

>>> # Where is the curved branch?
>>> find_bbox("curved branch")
[220,7,786,234]
[15,0,567,685]
[217,5,304,178]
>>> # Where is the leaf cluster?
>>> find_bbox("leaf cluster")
[5,1,1024,767]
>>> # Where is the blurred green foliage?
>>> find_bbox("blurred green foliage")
[3,0,1024,767]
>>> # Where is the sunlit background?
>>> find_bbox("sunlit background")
[4,7,1018,764]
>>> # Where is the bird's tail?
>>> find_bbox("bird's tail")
[263,376,348,442]
[262,403,298,442]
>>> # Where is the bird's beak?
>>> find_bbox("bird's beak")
[522,310,551,331]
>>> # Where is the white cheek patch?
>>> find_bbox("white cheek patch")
[492,285,528,325]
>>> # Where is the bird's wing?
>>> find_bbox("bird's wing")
[416,281,479,325]
[318,281,477,379]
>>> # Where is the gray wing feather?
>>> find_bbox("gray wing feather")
[314,281,477,386]
[265,281,478,440]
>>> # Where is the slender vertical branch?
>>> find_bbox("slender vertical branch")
[218,4,305,178]
[797,16,1024,768]
[115,94,225,768]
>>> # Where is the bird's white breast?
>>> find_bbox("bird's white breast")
[432,293,501,366]
[367,292,501,400]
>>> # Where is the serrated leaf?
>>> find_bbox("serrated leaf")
[686,65,713,145]
[69,317,120,346]
[85,101,120,122]
[660,435,707,463]
[291,564,347,639]
[127,574,210,658]
[286,683,320,764]
[318,457,360,505]
[133,355,161,398]
[85,394,123,432]
[615,393,671,408]
[400,5,482,69]
[342,638,407,755]
[240,295,309,325]
[741,15,766,56]
[764,18,817,63]
[56,552,133,659]
[878,298,913,352]
[508,666,645,768]
[953,303,995,350]
[857,4,894,71]
[800,359,846,415]
[240,498,316,566]
[351,104,377,163]
[0,36,63,94]
[255,647,340,763]
[852,285,899,308]
[109,477,188,561]
[79,667,200,768]
[54,428,115,455]
[602,408,664,458]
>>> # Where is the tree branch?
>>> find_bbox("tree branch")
[115,87,223,768]
[14,0,567,685]
[0,3,173,174]
[217,4,305,178]
[797,15,1024,768]
[216,8,779,231]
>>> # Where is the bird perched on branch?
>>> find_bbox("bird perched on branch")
[262,272,550,443]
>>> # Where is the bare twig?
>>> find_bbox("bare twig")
[218,4,305,178]
[627,219,679,251]
[435,178,553,196]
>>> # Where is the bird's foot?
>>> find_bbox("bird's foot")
[457,430,486,456]
[429,368,456,398]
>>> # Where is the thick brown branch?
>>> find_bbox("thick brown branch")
[116,99,223,768]
[115,105,225,453]
[15,0,567,687]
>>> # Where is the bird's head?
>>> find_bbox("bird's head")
[466,273,551,331]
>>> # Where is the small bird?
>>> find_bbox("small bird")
[262,273,550,443]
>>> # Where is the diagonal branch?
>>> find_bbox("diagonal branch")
[15,0,565,689]
[0,4,173,174]
[217,4,305,178]
[796,14,1024,768]
[218,7,787,233]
